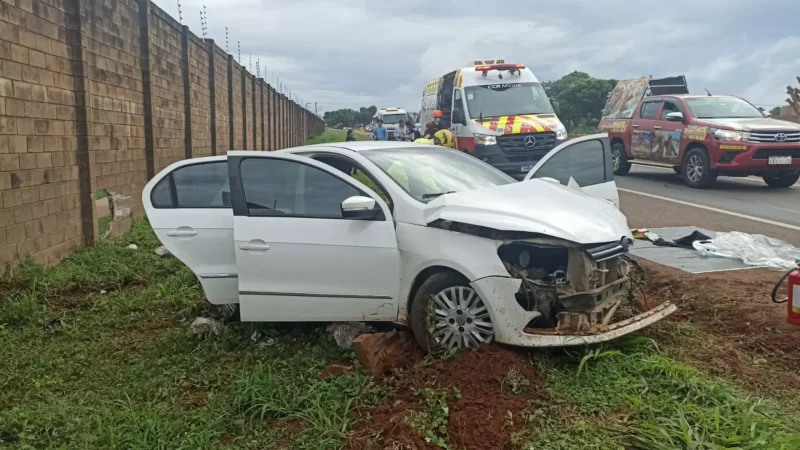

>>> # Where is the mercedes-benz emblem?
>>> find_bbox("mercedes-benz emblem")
[775,133,788,142]
[523,136,537,148]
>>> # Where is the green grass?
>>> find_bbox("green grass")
[306,128,368,145]
[2,222,798,449]
[0,221,378,449]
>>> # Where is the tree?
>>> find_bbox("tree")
[770,106,782,116]
[542,71,617,132]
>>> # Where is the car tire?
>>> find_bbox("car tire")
[673,166,682,175]
[762,172,800,188]
[681,148,717,188]
[409,272,495,354]
[611,143,632,175]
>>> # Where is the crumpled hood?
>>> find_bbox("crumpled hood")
[424,179,632,245]
[699,118,800,131]
[472,114,563,135]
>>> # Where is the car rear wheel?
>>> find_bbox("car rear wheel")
[409,272,494,354]
[682,148,717,188]
[611,143,632,175]
[762,172,800,188]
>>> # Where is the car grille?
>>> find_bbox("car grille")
[586,240,629,262]
[497,132,557,158]
[752,148,800,159]
[748,131,800,144]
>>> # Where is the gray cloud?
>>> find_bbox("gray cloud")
[157,0,800,113]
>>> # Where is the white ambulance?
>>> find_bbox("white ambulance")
[374,107,409,140]
[420,60,568,175]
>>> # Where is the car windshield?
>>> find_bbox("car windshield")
[465,82,553,119]
[685,97,764,119]
[381,114,407,124]
[362,147,515,202]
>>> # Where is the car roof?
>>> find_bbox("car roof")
[651,94,738,100]
[226,141,430,158]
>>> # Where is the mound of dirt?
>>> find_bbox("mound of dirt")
[348,346,543,450]
[639,259,800,387]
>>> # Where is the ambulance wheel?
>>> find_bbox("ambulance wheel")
[682,147,717,188]
[762,172,799,188]
[611,143,631,175]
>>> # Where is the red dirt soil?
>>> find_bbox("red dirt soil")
[347,346,543,450]
[639,259,800,387]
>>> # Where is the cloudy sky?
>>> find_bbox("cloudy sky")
[155,0,800,114]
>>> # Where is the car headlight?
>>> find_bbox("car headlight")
[551,123,568,140]
[710,128,750,142]
[474,133,497,145]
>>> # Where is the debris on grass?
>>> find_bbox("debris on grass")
[326,321,376,348]
[154,246,172,257]
[190,317,224,337]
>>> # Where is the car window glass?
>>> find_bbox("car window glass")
[533,139,606,186]
[307,154,392,206]
[660,102,680,120]
[640,102,660,120]
[172,162,231,207]
[240,158,361,218]
[151,177,173,207]
[453,90,464,118]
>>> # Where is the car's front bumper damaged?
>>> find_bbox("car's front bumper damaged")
[470,238,676,347]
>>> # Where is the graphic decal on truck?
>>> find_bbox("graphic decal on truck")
[652,131,681,161]
[682,125,708,141]
[602,76,651,120]
[599,120,628,133]
[632,130,652,156]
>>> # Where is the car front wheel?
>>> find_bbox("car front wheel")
[409,272,495,354]
[611,143,632,175]
[682,148,717,188]
[762,172,799,188]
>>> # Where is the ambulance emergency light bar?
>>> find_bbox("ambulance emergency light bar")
[474,63,526,77]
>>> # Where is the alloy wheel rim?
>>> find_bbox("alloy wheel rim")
[687,155,703,182]
[430,286,494,350]
[612,149,621,171]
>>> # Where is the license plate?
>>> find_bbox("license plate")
[768,156,792,165]
[520,165,534,172]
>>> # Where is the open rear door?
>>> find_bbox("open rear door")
[523,134,619,208]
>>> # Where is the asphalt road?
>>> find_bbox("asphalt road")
[617,163,800,246]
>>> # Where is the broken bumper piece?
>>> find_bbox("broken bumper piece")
[471,276,677,348]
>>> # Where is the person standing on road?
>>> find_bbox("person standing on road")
[395,121,412,141]
[373,120,388,141]
[405,121,421,141]
[345,129,356,141]
[424,110,446,138]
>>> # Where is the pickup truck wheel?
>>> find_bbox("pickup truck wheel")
[673,166,681,175]
[611,143,632,175]
[762,172,800,188]
[410,272,494,354]
[682,148,717,188]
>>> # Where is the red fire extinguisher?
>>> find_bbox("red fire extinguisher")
[772,259,800,326]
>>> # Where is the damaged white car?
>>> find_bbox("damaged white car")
[143,135,677,351]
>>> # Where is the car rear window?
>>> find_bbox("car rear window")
[150,161,231,208]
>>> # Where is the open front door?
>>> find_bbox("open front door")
[227,151,400,322]
[523,134,619,208]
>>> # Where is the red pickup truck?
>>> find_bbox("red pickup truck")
[598,76,800,188]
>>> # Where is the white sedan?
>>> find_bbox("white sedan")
[143,135,676,351]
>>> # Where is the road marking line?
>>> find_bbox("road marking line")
[617,187,800,231]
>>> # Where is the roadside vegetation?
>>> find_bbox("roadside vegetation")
[1,222,798,449]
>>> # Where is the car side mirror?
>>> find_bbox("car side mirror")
[552,101,562,116]
[341,196,382,220]
[665,111,684,122]
[452,109,466,125]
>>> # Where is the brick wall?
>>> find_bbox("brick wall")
[186,33,210,157]
[211,44,228,155]
[230,59,242,149]
[0,0,323,266]
[148,5,183,173]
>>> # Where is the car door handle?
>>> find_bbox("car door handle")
[632,124,639,128]
[167,228,197,237]
[653,125,662,130]
[239,242,270,251]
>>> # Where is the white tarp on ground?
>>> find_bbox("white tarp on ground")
[693,232,800,271]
